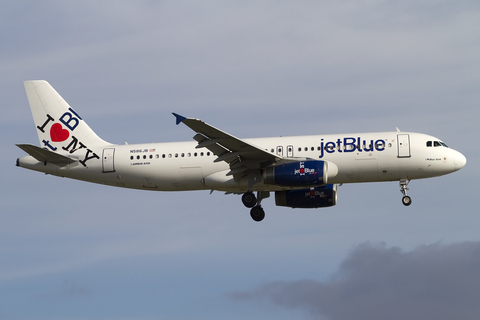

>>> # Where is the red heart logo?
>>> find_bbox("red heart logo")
[50,123,70,142]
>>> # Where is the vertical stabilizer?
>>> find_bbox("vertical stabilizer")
[24,80,110,152]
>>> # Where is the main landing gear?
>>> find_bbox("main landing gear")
[400,179,412,206]
[242,191,270,222]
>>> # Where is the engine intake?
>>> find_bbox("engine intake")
[275,184,337,208]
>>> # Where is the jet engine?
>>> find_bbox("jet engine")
[275,184,337,208]
[263,160,337,187]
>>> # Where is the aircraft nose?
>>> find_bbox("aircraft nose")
[453,151,467,171]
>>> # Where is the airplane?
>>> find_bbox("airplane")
[16,80,467,221]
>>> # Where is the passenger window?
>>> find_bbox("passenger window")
[130,156,134,160]
[298,147,301,152]
[137,155,140,160]
[149,155,153,159]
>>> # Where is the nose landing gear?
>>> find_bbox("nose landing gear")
[400,179,412,206]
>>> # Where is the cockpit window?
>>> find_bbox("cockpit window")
[427,141,448,148]
[427,140,448,148]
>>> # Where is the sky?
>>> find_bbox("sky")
[1,1,479,319]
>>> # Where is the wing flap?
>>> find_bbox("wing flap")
[193,133,231,160]
[214,151,248,163]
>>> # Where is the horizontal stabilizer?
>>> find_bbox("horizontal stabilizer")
[16,144,76,164]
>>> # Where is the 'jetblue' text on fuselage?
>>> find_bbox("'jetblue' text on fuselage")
[319,137,386,158]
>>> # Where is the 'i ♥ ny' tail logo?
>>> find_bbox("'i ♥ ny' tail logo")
[50,123,70,142]
[36,108,100,167]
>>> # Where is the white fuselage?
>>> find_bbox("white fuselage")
[17,131,466,192]
[16,80,468,221]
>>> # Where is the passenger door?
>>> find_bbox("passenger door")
[397,134,411,158]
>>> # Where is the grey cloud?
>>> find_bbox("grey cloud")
[230,242,480,320]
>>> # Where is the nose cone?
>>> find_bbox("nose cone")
[453,151,467,171]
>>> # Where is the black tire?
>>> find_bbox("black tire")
[402,196,412,206]
[242,192,257,208]
[250,206,265,222]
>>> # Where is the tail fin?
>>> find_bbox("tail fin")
[24,80,110,152]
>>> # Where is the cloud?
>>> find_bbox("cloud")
[230,241,480,320]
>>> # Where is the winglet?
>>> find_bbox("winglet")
[172,113,187,125]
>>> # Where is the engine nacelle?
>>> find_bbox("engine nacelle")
[275,184,337,208]
[264,160,329,187]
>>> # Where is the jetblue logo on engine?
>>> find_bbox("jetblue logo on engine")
[319,137,386,158]
[268,160,325,187]
[294,162,316,176]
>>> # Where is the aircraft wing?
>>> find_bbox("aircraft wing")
[173,113,281,176]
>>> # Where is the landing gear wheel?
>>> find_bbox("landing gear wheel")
[242,192,257,208]
[399,179,412,207]
[250,206,265,222]
[402,196,412,206]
